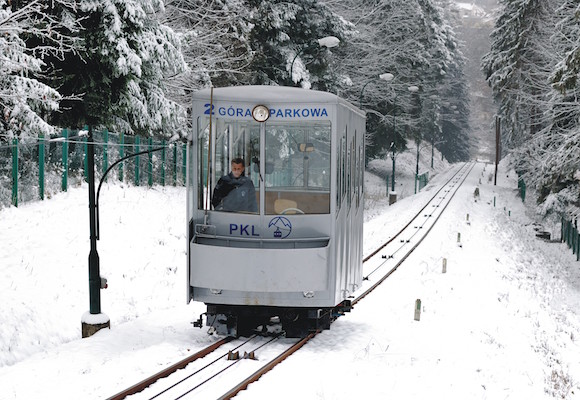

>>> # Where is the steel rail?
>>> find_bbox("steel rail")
[218,333,316,400]
[147,334,261,399]
[354,162,475,305]
[363,162,471,280]
[172,334,283,399]
[363,163,468,263]
[105,337,233,400]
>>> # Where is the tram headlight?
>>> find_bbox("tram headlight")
[210,289,222,295]
[303,291,315,298]
[252,105,270,122]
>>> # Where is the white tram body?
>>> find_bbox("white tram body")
[187,86,365,337]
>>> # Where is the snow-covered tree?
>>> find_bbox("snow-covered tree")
[518,0,580,206]
[162,0,253,100]
[483,0,580,209]
[551,1,580,93]
[42,0,187,136]
[482,0,553,147]
[330,0,470,161]
[242,0,352,91]
[0,0,79,140]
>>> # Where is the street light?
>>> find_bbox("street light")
[290,36,340,84]
[428,94,439,170]
[385,80,420,203]
[358,73,394,109]
[406,85,421,194]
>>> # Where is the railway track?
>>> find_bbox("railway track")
[355,161,475,305]
[107,334,309,400]
[107,162,474,400]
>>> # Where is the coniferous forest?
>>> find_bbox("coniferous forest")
[1,0,579,212]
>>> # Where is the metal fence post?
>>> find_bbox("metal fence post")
[84,133,88,182]
[39,134,45,200]
[11,138,18,207]
[134,136,140,186]
[576,220,579,261]
[173,144,177,186]
[564,219,568,246]
[103,129,109,179]
[161,139,166,186]
[572,225,578,254]
[119,132,124,182]
[62,129,69,191]
[148,137,153,187]
[182,143,186,186]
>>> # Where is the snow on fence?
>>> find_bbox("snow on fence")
[0,129,187,208]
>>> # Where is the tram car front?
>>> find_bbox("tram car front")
[186,86,365,338]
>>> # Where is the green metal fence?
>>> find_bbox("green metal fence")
[418,171,429,191]
[561,216,579,261]
[1,129,187,208]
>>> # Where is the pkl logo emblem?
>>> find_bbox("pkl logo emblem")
[268,217,292,239]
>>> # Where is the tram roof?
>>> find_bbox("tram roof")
[193,85,358,109]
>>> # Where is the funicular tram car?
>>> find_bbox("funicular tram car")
[187,86,365,338]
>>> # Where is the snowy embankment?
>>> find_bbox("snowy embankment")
[0,160,579,399]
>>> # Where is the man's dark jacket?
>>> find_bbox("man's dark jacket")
[212,172,257,212]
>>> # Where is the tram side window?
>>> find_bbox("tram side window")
[336,130,342,213]
[346,138,352,209]
[350,138,356,206]
[357,144,363,207]
[336,129,346,214]
[265,122,331,215]
[197,117,260,213]
[341,136,347,201]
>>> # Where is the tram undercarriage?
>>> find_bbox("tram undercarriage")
[194,302,352,338]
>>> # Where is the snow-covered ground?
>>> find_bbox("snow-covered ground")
[1,159,579,399]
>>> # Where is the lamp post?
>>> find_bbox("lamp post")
[431,132,435,169]
[428,94,439,170]
[358,73,393,109]
[388,75,397,195]
[414,140,434,194]
[415,140,421,194]
[357,73,395,201]
[83,138,166,338]
[406,85,420,194]
[383,80,420,203]
[290,36,340,84]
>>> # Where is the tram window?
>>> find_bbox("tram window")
[197,117,260,213]
[265,122,331,215]
[346,139,352,209]
[336,131,342,213]
[350,138,356,206]
[357,144,363,207]
[340,136,347,198]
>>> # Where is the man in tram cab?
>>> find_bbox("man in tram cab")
[211,157,258,213]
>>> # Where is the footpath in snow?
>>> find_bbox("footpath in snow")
[0,161,579,399]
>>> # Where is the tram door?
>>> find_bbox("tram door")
[196,117,261,214]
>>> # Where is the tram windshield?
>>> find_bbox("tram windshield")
[263,122,331,214]
[197,117,331,215]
